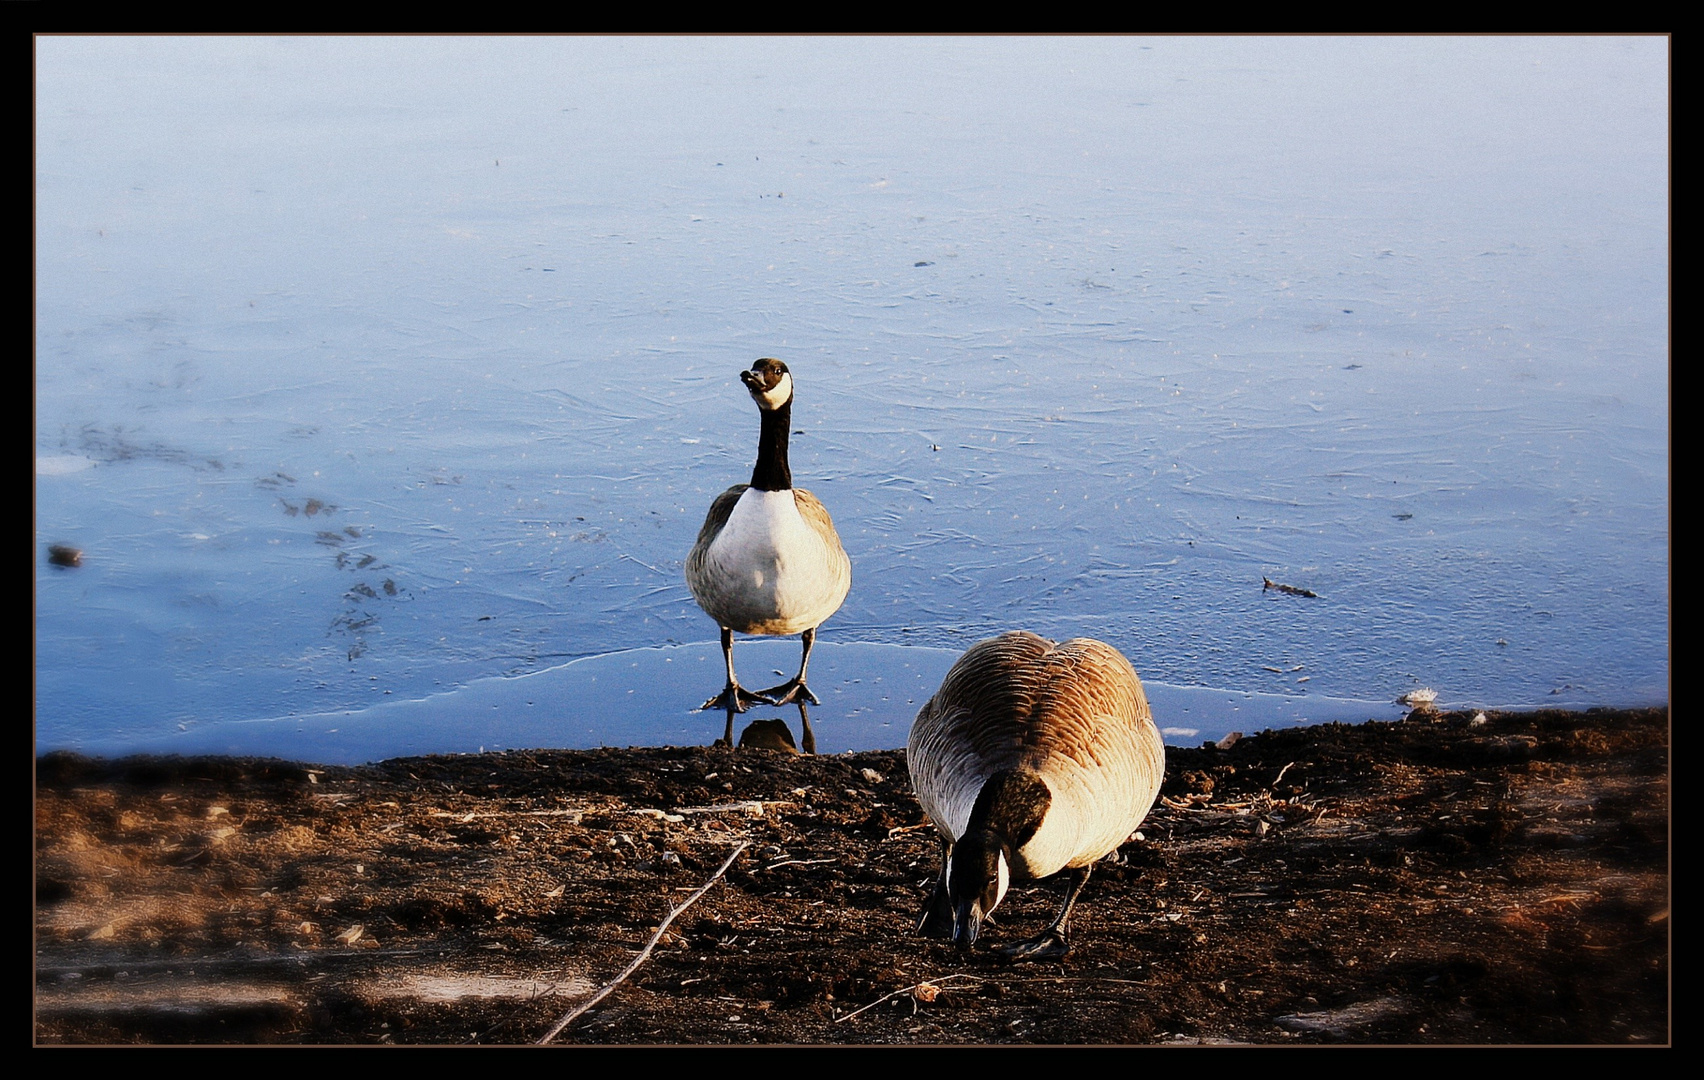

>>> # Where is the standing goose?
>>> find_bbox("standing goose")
[686,358,851,712]
[908,631,1166,959]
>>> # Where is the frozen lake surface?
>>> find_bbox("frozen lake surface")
[35,37,1669,764]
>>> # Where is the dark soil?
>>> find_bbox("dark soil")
[34,706,1670,1045]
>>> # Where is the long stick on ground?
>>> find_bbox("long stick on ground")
[834,972,978,1023]
[536,840,749,1045]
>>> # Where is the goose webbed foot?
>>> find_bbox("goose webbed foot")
[997,866,1089,961]
[996,928,1071,962]
[699,683,775,713]
[754,677,821,707]
[760,627,822,706]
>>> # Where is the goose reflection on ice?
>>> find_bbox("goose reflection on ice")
[713,701,818,755]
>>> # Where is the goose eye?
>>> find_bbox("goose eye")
[749,359,789,389]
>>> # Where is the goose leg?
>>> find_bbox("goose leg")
[713,700,736,748]
[917,838,955,939]
[758,626,823,706]
[998,865,1092,962]
[796,701,817,755]
[701,627,775,712]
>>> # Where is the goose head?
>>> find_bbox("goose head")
[741,357,793,412]
[944,828,1011,948]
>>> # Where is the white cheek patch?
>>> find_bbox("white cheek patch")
[753,371,792,411]
[994,851,1010,912]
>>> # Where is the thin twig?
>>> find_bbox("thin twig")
[618,553,667,575]
[1160,795,1214,812]
[764,857,835,872]
[673,801,787,816]
[834,972,978,1024]
[1271,761,1295,788]
[429,808,584,820]
[536,841,749,1044]
[884,823,934,840]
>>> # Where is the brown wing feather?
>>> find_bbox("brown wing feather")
[685,484,747,605]
[791,488,846,551]
[908,631,1165,860]
[913,631,1055,772]
[792,487,852,585]
[692,484,748,549]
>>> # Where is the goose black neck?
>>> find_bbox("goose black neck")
[968,769,1051,849]
[749,399,793,491]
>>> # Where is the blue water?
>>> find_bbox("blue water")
[35,36,1669,764]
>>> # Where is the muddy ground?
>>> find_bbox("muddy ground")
[34,706,1669,1046]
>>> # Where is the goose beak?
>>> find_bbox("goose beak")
[952,899,981,948]
[740,363,793,411]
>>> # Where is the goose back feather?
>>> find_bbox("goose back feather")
[909,631,1164,880]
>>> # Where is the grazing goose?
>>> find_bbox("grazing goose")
[686,358,852,712]
[908,631,1166,960]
